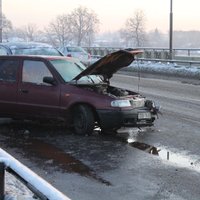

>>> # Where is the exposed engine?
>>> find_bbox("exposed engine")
[79,84,138,98]
[78,84,160,113]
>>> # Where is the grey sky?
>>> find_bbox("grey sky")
[3,0,200,33]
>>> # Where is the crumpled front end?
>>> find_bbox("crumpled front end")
[96,98,159,130]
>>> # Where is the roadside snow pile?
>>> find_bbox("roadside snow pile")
[5,172,35,200]
[128,60,200,78]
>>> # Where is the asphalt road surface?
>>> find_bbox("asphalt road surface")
[0,73,200,200]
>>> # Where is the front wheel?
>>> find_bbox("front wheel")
[72,105,95,135]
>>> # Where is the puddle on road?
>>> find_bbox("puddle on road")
[128,140,159,155]
[127,136,200,172]
[117,128,200,172]
[0,123,111,186]
[24,139,111,186]
[27,139,112,186]
[157,146,200,172]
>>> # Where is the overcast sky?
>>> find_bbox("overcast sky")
[3,0,200,33]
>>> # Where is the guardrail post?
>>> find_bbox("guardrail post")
[0,162,4,200]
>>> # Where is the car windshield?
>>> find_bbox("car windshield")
[50,59,103,83]
[11,47,62,56]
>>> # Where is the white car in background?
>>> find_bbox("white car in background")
[58,46,92,66]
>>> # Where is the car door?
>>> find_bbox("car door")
[17,59,60,119]
[0,58,19,116]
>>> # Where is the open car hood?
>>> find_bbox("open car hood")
[72,49,143,81]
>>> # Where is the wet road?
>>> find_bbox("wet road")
[1,73,200,200]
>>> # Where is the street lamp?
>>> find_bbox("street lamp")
[169,0,173,59]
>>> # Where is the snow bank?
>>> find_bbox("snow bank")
[5,172,35,200]
[128,60,200,78]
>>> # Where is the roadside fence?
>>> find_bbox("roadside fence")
[85,47,200,67]
[0,148,71,200]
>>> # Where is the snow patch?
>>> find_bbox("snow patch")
[129,60,200,78]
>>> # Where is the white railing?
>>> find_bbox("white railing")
[0,148,71,200]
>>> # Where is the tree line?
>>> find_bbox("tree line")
[2,6,200,48]
[1,7,150,47]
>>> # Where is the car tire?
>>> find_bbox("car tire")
[73,105,95,135]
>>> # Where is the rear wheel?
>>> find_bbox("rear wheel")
[72,105,95,135]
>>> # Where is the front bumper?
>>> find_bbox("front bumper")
[97,108,155,130]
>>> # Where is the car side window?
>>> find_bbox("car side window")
[22,60,53,85]
[0,59,19,82]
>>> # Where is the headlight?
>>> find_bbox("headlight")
[111,100,131,107]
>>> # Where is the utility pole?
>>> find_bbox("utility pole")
[0,0,2,42]
[169,0,173,59]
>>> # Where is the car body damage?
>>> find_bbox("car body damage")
[68,49,158,133]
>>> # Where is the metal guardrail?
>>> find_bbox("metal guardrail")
[85,47,200,59]
[84,47,200,67]
[137,58,200,67]
[0,148,71,200]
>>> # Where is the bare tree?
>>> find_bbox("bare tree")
[68,6,99,46]
[44,6,99,47]
[121,9,146,47]
[45,14,72,47]
[2,14,13,41]
[16,23,39,42]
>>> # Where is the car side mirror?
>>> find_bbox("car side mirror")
[43,76,57,86]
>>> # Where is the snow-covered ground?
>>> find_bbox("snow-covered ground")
[5,172,35,200]
[2,60,200,199]
[130,60,200,78]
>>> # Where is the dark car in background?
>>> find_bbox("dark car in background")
[0,42,63,56]
[0,49,158,135]
[58,46,92,66]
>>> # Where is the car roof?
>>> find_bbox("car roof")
[0,55,68,61]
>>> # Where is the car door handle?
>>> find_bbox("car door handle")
[19,89,29,94]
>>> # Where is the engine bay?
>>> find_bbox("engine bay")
[78,83,140,98]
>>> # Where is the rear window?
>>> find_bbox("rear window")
[0,59,19,82]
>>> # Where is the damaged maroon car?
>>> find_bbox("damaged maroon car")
[0,49,158,135]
